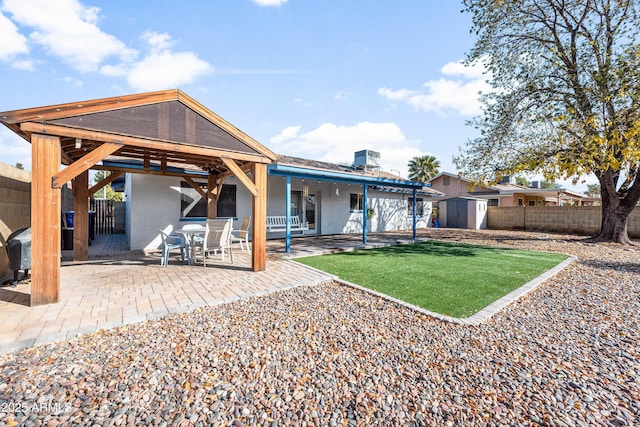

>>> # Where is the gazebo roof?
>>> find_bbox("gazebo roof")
[0,90,274,305]
[0,89,276,174]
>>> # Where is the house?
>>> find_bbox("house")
[429,172,587,207]
[123,150,443,252]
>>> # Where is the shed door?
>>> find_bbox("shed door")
[446,199,468,229]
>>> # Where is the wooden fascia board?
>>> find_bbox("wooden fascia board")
[177,91,278,161]
[222,158,258,197]
[20,122,272,164]
[2,89,179,124]
[183,176,207,199]
[89,171,123,196]
[52,142,122,188]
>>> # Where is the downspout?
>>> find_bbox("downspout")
[412,188,417,240]
[285,175,291,253]
[363,184,368,244]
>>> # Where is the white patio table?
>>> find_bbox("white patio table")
[174,225,205,265]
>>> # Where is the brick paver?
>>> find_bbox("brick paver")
[0,234,335,354]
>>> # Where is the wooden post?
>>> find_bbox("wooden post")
[73,170,89,261]
[207,173,218,219]
[31,133,61,305]
[251,163,267,271]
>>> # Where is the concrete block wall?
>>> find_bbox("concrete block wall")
[487,206,526,230]
[488,206,640,238]
[0,162,31,280]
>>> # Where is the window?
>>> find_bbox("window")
[518,198,524,206]
[217,184,237,217]
[488,198,499,206]
[350,193,364,211]
[528,200,536,206]
[180,181,236,218]
[407,197,424,216]
[443,176,451,186]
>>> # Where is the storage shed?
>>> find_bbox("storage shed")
[438,196,487,229]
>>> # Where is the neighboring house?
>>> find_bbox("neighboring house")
[429,172,586,207]
[123,151,443,251]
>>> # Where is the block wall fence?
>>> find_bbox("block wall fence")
[487,206,640,238]
[0,163,31,280]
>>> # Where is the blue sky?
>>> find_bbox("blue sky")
[0,0,589,190]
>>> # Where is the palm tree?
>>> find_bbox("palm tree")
[408,155,440,182]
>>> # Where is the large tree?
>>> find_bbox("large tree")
[408,155,441,182]
[456,0,640,243]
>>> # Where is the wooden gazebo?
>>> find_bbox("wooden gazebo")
[0,89,276,306]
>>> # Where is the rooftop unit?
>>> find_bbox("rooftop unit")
[354,150,380,171]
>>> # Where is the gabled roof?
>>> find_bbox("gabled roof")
[0,89,276,173]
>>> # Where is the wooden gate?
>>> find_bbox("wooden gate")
[90,199,116,234]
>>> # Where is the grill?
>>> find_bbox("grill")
[5,227,31,287]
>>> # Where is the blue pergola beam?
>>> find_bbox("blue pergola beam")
[268,165,425,190]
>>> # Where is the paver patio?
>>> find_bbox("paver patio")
[0,233,339,354]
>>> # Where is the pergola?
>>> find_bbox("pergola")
[0,89,276,306]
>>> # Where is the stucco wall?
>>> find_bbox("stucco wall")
[429,175,470,197]
[127,174,253,251]
[487,206,640,238]
[0,162,31,280]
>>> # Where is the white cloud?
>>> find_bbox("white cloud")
[125,31,213,91]
[378,60,490,116]
[2,0,137,72]
[11,59,35,70]
[0,12,29,60]
[0,127,32,170]
[270,121,431,177]
[1,2,213,91]
[252,0,288,6]
[270,125,301,144]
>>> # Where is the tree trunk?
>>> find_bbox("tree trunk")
[592,202,632,243]
[591,172,635,243]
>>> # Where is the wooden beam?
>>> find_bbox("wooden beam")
[222,157,258,197]
[73,170,89,261]
[3,89,180,124]
[52,142,122,188]
[89,170,123,197]
[20,122,273,164]
[31,133,61,305]
[184,176,207,199]
[251,162,267,272]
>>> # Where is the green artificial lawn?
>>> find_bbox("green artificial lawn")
[295,241,568,318]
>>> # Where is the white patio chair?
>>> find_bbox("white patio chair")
[231,215,251,252]
[198,218,234,267]
[158,229,187,267]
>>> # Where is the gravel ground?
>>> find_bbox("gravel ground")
[1,229,639,426]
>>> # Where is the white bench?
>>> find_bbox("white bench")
[266,216,309,233]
